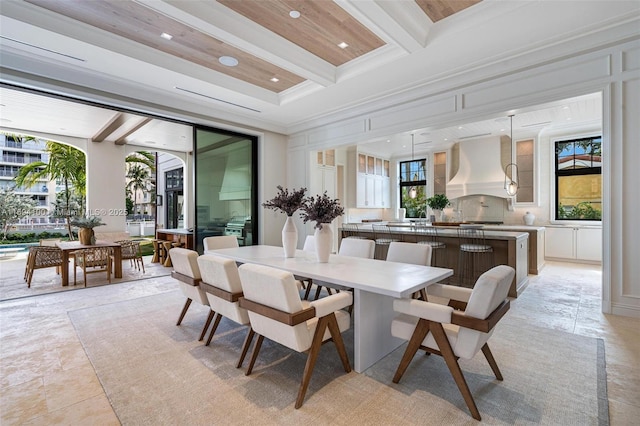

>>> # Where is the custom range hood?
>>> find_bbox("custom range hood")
[219,149,251,201]
[446,136,510,199]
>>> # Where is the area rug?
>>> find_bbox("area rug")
[69,291,608,425]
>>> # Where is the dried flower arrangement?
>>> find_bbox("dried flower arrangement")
[300,191,345,230]
[262,185,307,217]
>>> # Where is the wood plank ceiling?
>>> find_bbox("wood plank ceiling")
[23,0,480,95]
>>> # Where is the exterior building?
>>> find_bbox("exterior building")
[0,134,59,227]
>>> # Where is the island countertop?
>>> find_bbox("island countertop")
[340,224,529,298]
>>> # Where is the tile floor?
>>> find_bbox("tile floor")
[0,258,639,424]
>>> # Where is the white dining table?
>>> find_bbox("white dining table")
[211,245,454,372]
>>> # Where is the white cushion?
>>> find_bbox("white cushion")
[386,241,432,266]
[338,239,375,258]
[197,254,249,325]
[203,236,239,253]
[170,248,201,279]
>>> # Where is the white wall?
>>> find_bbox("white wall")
[287,39,640,317]
[260,131,289,247]
[86,141,126,232]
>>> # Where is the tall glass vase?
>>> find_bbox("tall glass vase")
[314,223,332,263]
[282,216,298,258]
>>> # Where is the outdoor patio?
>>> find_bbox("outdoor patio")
[0,250,172,302]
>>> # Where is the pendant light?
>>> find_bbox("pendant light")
[409,133,417,199]
[504,114,519,196]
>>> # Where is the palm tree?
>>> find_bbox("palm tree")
[126,164,151,216]
[14,139,86,240]
[126,151,156,172]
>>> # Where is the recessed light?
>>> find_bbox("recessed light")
[500,128,505,132]
[338,42,349,49]
[566,117,572,120]
[219,56,239,67]
[160,32,173,40]
[562,106,570,109]
[444,138,448,141]
[386,140,391,143]
[458,126,463,130]
[270,77,279,82]
[289,10,300,18]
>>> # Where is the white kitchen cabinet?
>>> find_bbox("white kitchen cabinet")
[545,226,601,262]
[352,151,390,208]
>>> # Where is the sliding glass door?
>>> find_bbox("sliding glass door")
[194,127,258,253]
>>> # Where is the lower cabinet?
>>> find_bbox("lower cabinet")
[545,226,601,262]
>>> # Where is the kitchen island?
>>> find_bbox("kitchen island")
[340,224,529,298]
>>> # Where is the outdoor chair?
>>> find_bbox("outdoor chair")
[74,246,112,287]
[25,246,64,288]
[390,265,515,420]
[115,240,145,273]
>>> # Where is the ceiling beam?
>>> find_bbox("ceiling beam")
[114,117,152,145]
[91,112,125,142]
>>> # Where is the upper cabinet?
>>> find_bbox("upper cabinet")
[351,151,390,208]
[515,139,534,203]
[433,151,447,195]
[317,149,335,167]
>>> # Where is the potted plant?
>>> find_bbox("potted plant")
[299,192,345,262]
[262,186,307,257]
[426,194,450,222]
[70,216,105,245]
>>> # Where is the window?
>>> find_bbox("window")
[399,158,426,218]
[554,136,602,220]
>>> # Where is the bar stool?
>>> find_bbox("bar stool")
[372,224,400,260]
[342,223,368,240]
[414,224,447,267]
[457,227,494,288]
[163,241,182,267]
[151,239,164,263]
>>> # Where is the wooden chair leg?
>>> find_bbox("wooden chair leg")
[431,322,481,421]
[393,318,430,383]
[326,313,351,372]
[204,312,223,345]
[236,328,255,368]
[295,315,330,409]
[481,343,503,380]
[176,298,192,326]
[199,310,216,341]
[303,280,314,300]
[246,334,264,376]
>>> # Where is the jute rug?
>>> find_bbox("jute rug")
[69,291,608,425]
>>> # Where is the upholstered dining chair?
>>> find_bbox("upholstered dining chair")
[390,265,515,421]
[74,246,112,287]
[386,241,433,300]
[237,263,353,409]
[169,247,211,341]
[203,235,239,254]
[196,254,254,368]
[338,237,375,259]
[25,246,64,288]
[299,235,316,300]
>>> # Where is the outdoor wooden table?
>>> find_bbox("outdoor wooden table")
[56,241,122,286]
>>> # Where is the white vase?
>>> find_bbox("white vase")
[523,211,535,226]
[314,223,333,263]
[282,216,298,258]
[433,209,443,222]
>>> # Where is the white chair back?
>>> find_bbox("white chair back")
[238,263,309,351]
[338,238,375,258]
[386,241,432,266]
[455,265,514,359]
[197,254,249,325]
[203,235,239,253]
[170,248,207,305]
